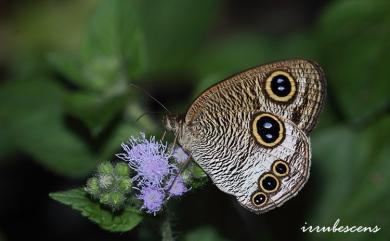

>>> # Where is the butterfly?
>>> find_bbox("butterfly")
[163,59,326,213]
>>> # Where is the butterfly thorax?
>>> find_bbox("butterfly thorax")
[163,114,182,133]
[163,114,192,150]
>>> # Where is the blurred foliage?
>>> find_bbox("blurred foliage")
[134,0,219,76]
[0,0,389,240]
[317,0,390,121]
[0,78,96,176]
[183,227,231,241]
[310,117,390,241]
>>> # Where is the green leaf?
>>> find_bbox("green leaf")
[50,188,143,232]
[135,0,218,75]
[183,227,231,241]
[50,0,145,92]
[0,78,96,177]
[1,0,97,57]
[317,0,390,121]
[308,116,390,241]
[98,101,158,160]
[84,0,145,80]
[99,121,139,160]
[48,53,85,86]
[65,91,131,135]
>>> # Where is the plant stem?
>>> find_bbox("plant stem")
[161,213,174,241]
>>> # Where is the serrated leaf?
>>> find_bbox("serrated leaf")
[0,78,96,177]
[50,188,143,232]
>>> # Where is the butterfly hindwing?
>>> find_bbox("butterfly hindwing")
[185,110,310,213]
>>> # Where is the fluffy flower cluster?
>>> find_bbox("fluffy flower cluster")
[117,133,188,215]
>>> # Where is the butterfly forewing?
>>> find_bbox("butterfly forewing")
[185,59,326,134]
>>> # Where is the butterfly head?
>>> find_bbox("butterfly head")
[163,114,183,134]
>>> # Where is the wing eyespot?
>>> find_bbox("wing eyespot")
[259,173,280,193]
[264,70,297,103]
[251,112,285,148]
[251,191,267,207]
[272,160,290,177]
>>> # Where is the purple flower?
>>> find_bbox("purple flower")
[172,147,189,163]
[165,176,188,197]
[116,133,190,215]
[138,186,165,215]
[116,133,177,186]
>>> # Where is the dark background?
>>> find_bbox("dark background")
[0,0,389,241]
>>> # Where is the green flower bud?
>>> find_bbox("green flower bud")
[98,162,113,175]
[86,161,133,210]
[117,178,132,193]
[100,192,111,205]
[99,174,113,189]
[110,192,125,207]
[85,177,100,197]
[114,162,130,177]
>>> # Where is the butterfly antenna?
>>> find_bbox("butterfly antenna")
[129,83,171,114]
[136,111,164,122]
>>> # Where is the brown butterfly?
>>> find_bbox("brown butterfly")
[163,59,326,213]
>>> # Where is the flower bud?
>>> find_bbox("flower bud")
[99,174,113,189]
[114,162,130,177]
[86,161,133,211]
[100,192,111,205]
[85,177,100,197]
[109,192,125,207]
[98,162,113,175]
[118,178,132,193]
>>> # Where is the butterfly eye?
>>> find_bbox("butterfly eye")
[264,70,297,103]
[259,173,280,193]
[251,191,267,207]
[251,112,285,147]
[272,160,289,177]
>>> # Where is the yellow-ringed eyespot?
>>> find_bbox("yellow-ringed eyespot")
[264,70,297,103]
[259,173,280,193]
[251,112,285,148]
[272,160,290,177]
[251,191,267,207]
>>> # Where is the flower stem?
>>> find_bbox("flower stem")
[161,213,174,241]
